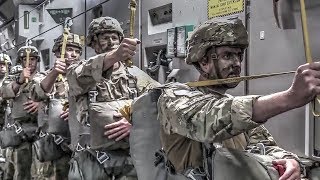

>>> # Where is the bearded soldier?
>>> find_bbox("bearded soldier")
[0,46,46,179]
[31,33,83,180]
[149,18,320,180]
[66,16,159,179]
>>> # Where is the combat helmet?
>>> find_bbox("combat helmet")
[185,18,248,65]
[52,33,84,53]
[0,53,12,65]
[16,46,40,65]
[86,16,124,48]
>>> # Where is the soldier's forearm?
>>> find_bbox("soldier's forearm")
[40,70,59,93]
[252,90,295,123]
[12,82,21,95]
[103,52,118,72]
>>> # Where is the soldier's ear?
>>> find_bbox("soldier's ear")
[199,56,209,66]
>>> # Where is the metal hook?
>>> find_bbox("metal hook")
[64,17,73,29]
[25,39,32,46]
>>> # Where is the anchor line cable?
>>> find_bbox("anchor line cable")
[1,0,111,54]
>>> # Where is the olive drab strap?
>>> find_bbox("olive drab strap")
[186,71,295,87]
[125,0,137,67]
[57,18,72,82]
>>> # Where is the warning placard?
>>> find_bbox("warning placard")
[208,0,244,19]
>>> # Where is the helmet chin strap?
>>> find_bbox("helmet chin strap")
[196,47,233,89]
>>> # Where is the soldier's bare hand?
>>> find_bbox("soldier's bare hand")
[113,38,140,62]
[53,58,67,74]
[104,112,132,141]
[273,159,301,180]
[19,67,31,83]
[60,108,69,121]
[23,100,39,114]
[287,62,320,108]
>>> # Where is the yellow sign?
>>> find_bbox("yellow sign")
[208,0,244,19]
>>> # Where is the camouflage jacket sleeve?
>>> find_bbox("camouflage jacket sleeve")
[246,125,300,161]
[67,53,112,97]
[158,83,262,143]
[30,72,47,101]
[31,71,50,101]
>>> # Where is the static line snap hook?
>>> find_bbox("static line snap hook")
[25,39,32,46]
[64,17,73,29]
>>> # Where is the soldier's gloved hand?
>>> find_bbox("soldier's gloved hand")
[53,58,67,74]
[19,67,31,83]
[23,100,39,114]
[287,62,320,108]
[104,112,132,141]
[272,159,301,180]
[113,38,140,62]
[60,108,69,121]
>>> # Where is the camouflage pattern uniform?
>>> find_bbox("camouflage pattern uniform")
[0,53,12,130]
[67,17,159,180]
[31,33,84,180]
[157,19,300,175]
[0,54,12,180]
[0,46,48,180]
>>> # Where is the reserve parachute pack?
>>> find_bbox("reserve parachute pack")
[89,99,132,151]
[33,98,71,162]
[129,85,281,180]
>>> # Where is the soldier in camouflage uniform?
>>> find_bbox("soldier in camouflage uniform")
[66,16,159,179]
[0,46,46,180]
[0,54,11,130]
[31,33,83,180]
[0,53,12,180]
[155,18,320,180]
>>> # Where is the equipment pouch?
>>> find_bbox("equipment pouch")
[32,134,69,162]
[0,128,23,148]
[87,149,135,176]
[48,99,70,137]
[11,93,31,122]
[211,148,280,180]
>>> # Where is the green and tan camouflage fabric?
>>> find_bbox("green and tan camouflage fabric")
[185,18,248,65]
[16,46,40,65]
[66,54,159,179]
[86,16,124,48]
[158,83,300,172]
[0,53,12,65]
[0,72,46,180]
[32,72,71,180]
[67,54,159,125]
[0,77,8,128]
[52,33,84,53]
[1,72,45,123]
[32,73,69,102]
